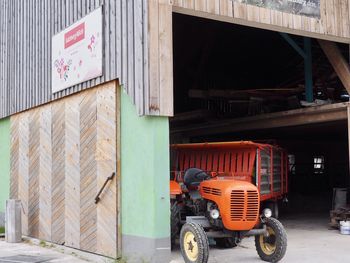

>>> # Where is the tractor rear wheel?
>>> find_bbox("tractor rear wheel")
[215,237,237,248]
[171,201,181,248]
[255,217,287,263]
[180,222,209,263]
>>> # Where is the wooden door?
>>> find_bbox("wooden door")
[10,81,120,258]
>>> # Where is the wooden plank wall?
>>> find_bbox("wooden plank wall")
[10,81,120,258]
[0,0,150,117]
[148,0,350,118]
[148,0,174,116]
[172,0,350,42]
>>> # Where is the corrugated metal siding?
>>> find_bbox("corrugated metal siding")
[0,0,149,118]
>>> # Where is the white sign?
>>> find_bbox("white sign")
[52,7,103,93]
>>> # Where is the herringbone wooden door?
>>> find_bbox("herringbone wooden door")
[10,81,120,258]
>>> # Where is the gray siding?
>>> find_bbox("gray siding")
[0,0,149,118]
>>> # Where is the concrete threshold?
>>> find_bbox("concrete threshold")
[0,236,117,263]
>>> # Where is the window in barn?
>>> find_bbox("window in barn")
[313,156,325,174]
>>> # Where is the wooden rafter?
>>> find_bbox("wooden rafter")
[318,40,350,95]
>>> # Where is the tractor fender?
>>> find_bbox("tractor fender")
[170,180,182,196]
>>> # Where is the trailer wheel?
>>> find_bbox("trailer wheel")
[255,218,287,263]
[180,222,209,263]
[215,237,237,248]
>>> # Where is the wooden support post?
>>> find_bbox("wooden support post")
[348,105,350,187]
[280,34,313,102]
[318,40,350,95]
[304,37,313,102]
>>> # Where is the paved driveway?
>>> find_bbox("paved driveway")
[0,239,88,263]
[0,213,348,263]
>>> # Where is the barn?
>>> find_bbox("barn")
[0,0,349,262]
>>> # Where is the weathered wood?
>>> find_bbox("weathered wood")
[38,105,52,241]
[18,112,29,236]
[148,0,174,116]
[318,40,350,95]
[325,0,336,35]
[149,0,161,115]
[259,6,271,24]
[172,103,349,136]
[64,95,81,249]
[341,0,349,38]
[51,102,65,244]
[10,82,120,257]
[0,1,152,118]
[96,83,118,257]
[172,0,350,43]
[219,0,228,16]
[159,0,174,116]
[246,4,259,23]
[28,109,40,238]
[79,90,97,252]
[348,105,350,186]
[234,1,247,20]
[183,0,194,9]
[194,0,206,12]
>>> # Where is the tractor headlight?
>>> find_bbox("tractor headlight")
[262,208,272,218]
[210,209,220,219]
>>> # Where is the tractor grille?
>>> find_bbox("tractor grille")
[230,190,245,221]
[246,190,259,221]
[202,187,222,196]
[230,190,259,221]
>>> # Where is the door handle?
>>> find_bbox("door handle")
[95,172,116,204]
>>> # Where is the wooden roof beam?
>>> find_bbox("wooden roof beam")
[171,103,348,137]
[318,40,350,95]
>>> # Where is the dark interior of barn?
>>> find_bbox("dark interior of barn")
[171,13,350,221]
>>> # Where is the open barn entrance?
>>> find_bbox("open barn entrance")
[170,12,350,255]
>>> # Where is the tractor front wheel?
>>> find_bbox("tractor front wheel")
[255,217,287,263]
[180,222,209,263]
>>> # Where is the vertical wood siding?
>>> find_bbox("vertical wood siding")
[3,1,347,118]
[10,81,119,257]
[172,0,350,42]
[0,0,150,117]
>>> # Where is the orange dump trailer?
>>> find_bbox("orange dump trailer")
[170,141,288,205]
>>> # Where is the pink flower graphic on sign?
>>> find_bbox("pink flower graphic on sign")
[54,58,72,81]
[87,35,96,52]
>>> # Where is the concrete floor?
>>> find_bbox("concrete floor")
[170,213,350,263]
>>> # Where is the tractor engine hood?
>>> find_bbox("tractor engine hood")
[199,177,260,231]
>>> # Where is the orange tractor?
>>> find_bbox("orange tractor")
[170,141,288,263]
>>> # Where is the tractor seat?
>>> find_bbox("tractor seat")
[183,168,210,189]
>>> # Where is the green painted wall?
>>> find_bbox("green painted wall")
[0,117,11,213]
[121,89,170,239]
